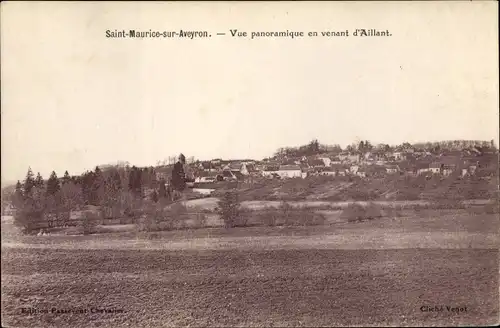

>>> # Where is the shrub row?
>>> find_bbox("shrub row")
[340,203,383,223]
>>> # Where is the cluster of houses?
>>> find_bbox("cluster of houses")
[185,148,489,184]
[152,145,493,185]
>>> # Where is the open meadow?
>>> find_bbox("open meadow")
[2,205,499,327]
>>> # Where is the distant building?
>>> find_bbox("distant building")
[310,159,326,168]
[198,161,217,172]
[339,154,360,163]
[429,163,442,174]
[319,167,336,176]
[356,170,367,178]
[210,159,222,167]
[223,163,249,176]
[416,163,432,175]
[277,165,303,178]
[349,165,359,174]
[468,165,477,175]
[386,165,400,174]
[318,157,332,167]
[195,176,217,183]
[192,188,215,196]
[392,152,405,161]
[194,170,219,183]
[221,170,237,181]
[442,164,456,176]
[262,165,280,177]
[245,164,260,175]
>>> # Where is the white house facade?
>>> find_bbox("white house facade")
[277,165,303,178]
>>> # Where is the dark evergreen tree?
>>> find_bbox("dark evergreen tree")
[128,166,142,197]
[308,139,320,154]
[23,167,35,195]
[15,180,23,195]
[91,166,105,205]
[128,166,136,191]
[151,190,159,203]
[359,141,365,153]
[81,171,94,205]
[99,168,121,218]
[365,140,373,152]
[150,167,158,189]
[62,171,71,185]
[111,169,122,191]
[171,161,186,192]
[35,172,44,188]
[13,180,24,208]
[217,191,241,228]
[402,142,412,150]
[46,171,60,195]
[158,178,167,198]
[179,153,186,165]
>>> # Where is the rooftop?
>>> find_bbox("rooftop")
[279,165,301,171]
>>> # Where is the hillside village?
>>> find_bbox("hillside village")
[152,140,497,191]
[2,139,498,218]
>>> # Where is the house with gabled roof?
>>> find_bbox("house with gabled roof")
[277,165,303,178]
[198,161,217,172]
[194,170,220,183]
[223,162,249,175]
[429,162,442,174]
[245,163,260,175]
[339,153,360,163]
[416,162,432,175]
[310,159,326,168]
[318,157,331,167]
[391,152,407,161]
[261,165,280,178]
[221,170,237,181]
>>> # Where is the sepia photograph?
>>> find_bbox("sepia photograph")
[1,1,499,327]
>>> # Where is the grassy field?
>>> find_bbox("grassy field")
[208,175,498,202]
[2,209,499,327]
[183,197,495,211]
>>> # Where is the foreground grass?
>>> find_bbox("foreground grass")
[1,248,498,327]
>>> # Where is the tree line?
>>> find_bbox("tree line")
[273,139,497,159]
[11,154,189,233]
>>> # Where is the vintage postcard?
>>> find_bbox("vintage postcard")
[1,1,498,327]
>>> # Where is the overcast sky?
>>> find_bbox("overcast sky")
[1,1,498,184]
